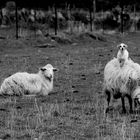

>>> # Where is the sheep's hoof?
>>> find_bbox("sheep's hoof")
[130,119,138,123]
[121,109,126,114]
[129,110,134,114]
[105,106,113,113]
[105,108,109,114]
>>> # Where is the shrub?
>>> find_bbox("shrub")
[71,9,89,24]
[6,1,16,11]
[48,14,68,29]
[94,16,119,30]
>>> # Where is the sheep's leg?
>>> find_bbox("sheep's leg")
[105,90,113,113]
[121,96,126,113]
[105,90,111,107]
[134,98,138,108]
[134,99,137,108]
[125,94,133,113]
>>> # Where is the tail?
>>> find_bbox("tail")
[0,88,8,98]
[0,86,15,98]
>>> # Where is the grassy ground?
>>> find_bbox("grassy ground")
[0,29,140,140]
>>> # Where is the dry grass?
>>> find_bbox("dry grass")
[0,29,140,140]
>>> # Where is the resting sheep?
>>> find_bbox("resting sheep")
[117,43,129,67]
[104,56,140,113]
[0,64,58,96]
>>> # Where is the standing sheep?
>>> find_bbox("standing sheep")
[117,43,129,67]
[0,64,58,96]
[104,57,140,113]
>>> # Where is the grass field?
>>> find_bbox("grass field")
[0,29,140,140]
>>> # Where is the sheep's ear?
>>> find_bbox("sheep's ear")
[40,67,46,71]
[125,44,128,48]
[117,44,121,49]
[53,68,58,72]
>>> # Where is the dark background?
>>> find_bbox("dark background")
[0,0,140,11]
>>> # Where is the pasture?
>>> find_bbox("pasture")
[0,29,140,140]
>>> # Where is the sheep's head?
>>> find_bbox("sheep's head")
[40,64,58,81]
[117,43,129,66]
[117,43,128,53]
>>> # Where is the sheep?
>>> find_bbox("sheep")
[0,64,58,96]
[117,43,129,67]
[104,57,140,113]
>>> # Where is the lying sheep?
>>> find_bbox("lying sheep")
[117,43,129,67]
[104,57,140,113]
[0,64,58,96]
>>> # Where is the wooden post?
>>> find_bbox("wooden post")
[134,4,136,31]
[93,0,96,29]
[54,3,58,35]
[89,8,93,32]
[101,2,104,33]
[102,10,104,33]
[67,4,72,33]
[89,3,93,32]
[15,1,18,39]
[120,0,124,34]
[93,0,96,15]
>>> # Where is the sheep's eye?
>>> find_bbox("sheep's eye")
[40,68,46,71]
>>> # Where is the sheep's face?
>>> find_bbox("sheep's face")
[117,43,128,53]
[117,43,129,66]
[40,64,58,81]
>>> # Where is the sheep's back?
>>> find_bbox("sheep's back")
[104,58,139,93]
[0,72,42,95]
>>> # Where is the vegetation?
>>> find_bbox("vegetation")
[0,1,140,140]
[0,0,140,10]
[0,27,140,139]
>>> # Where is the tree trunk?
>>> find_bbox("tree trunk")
[15,1,18,39]
[54,3,58,35]
[120,1,124,34]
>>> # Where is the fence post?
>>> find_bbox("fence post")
[93,0,96,30]
[89,8,92,32]
[15,1,18,39]
[120,1,124,34]
[54,3,58,35]
[89,5,93,32]
[134,4,136,31]
[67,4,72,33]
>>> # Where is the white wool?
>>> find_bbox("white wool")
[104,57,140,99]
[0,64,57,96]
[104,57,140,112]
